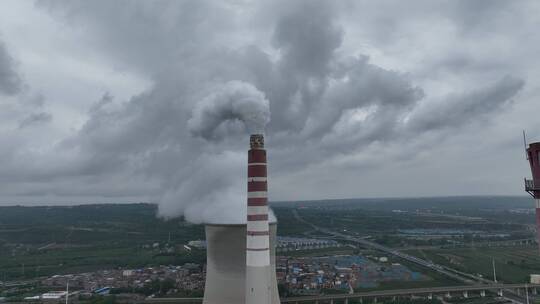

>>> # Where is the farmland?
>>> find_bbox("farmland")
[1,196,538,284]
[405,247,540,283]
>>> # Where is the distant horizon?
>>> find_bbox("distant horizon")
[0,194,532,208]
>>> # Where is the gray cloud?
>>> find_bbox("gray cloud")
[0,0,532,222]
[272,0,342,77]
[18,112,52,129]
[407,76,525,132]
[0,40,22,95]
[302,56,425,139]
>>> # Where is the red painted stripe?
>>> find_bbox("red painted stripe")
[248,181,267,191]
[248,201,267,206]
[248,197,267,204]
[246,247,269,251]
[248,165,266,177]
[248,150,266,163]
[247,230,270,236]
[247,214,268,221]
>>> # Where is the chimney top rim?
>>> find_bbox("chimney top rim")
[250,134,264,149]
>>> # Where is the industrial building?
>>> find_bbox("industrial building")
[276,237,340,252]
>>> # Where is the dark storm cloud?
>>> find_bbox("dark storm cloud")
[0,40,22,95]
[0,0,530,221]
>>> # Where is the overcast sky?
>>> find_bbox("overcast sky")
[0,0,539,223]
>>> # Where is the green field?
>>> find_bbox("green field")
[0,204,205,280]
[405,246,540,283]
[275,197,534,248]
[0,196,537,285]
[1,246,206,280]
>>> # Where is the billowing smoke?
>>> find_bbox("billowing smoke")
[0,1,528,224]
[188,81,270,140]
[157,80,272,224]
[159,81,269,223]
[158,151,276,224]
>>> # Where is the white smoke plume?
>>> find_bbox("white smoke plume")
[188,81,270,140]
[164,81,274,224]
[159,151,277,224]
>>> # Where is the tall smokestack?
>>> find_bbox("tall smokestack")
[525,142,540,252]
[246,134,275,304]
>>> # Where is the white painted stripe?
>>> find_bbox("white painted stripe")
[247,235,270,248]
[247,221,268,232]
[248,162,266,166]
[248,206,268,215]
[247,250,270,267]
[247,191,267,198]
[536,199,540,208]
[248,177,267,182]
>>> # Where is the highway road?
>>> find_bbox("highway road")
[291,209,476,283]
[279,283,540,303]
[141,284,540,303]
[291,209,532,303]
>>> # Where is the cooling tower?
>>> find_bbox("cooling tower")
[525,142,540,252]
[203,223,279,304]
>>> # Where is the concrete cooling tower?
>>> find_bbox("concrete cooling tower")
[203,223,279,304]
[203,134,280,304]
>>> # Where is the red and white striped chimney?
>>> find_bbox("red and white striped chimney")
[246,134,272,304]
[525,142,540,253]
